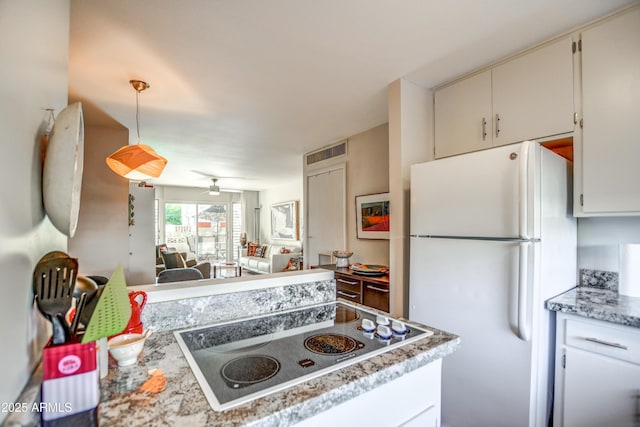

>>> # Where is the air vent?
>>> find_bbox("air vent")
[306,140,347,165]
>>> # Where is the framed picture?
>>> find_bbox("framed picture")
[271,200,299,240]
[356,193,390,239]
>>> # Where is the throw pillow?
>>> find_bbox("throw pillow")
[161,251,186,269]
[279,247,291,254]
[255,245,268,258]
[247,242,259,256]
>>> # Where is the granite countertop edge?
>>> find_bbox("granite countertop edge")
[546,286,640,328]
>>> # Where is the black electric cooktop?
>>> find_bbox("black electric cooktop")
[174,301,433,411]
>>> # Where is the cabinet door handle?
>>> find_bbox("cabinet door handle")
[495,113,500,137]
[482,117,487,141]
[337,290,359,299]
[337,278,359,286]
[584,337,628,350]
[366,285,390,293]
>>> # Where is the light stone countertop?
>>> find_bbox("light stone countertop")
[546,286,640,328]
[98,309,460,427]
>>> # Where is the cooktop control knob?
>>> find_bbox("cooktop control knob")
[361,318,375,332]
[376,324,392,340]
[391,320,407,334]
[376,315,390,326]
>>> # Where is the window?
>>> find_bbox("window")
[164,202,231,263]
[232,202,242,261]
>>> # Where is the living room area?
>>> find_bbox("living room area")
[67,100,389,287]
[151,180,304,282]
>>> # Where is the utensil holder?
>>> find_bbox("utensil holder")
[41,341,99,426]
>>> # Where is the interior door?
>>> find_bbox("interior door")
[306,166,346,267]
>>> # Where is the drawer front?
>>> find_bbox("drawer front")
[363,282,390,312]
[335,274,362,303]
[564,317,640,365]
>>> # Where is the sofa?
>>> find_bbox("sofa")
[239,244,302,274]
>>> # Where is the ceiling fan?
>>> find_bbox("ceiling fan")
[193,170,248,194]
[207,178,221,196]
[200,177,243,195]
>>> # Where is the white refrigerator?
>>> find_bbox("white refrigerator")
[409,141,577,427]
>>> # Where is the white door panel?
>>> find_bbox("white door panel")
[411,143,526,238]
[410,237,534,427]
[307,167,345,266]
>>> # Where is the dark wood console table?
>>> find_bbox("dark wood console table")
[313,265,390,313]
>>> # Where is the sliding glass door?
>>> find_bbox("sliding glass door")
[164,202,234,263]
[197,204,227,261]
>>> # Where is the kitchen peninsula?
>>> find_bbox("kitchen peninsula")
[9,269,459,427]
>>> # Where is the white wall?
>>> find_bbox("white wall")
[0,0,70,418]
[577,217,640,272]
[302,124,391,269]
[388,79,433,317]
[68,122,129,280]
[345,124,390,266]
[259,179,303,249]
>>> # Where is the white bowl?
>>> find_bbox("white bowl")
[107,333,147,367]
[43,102,84,238]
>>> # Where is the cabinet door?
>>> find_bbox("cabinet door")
[492,36,575,147]
[434,70,492,158]
[562,347,640,427]
[580,8,640,214]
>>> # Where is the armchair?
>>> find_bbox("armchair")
[160,250,211,278]
[157,267,203,283]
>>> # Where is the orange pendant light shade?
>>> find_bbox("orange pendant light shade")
[106,79,167,180]
[106,143,167,180]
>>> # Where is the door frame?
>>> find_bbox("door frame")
[303,163,347,267]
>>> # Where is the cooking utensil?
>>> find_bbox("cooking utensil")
[70,291,87,337]
[81,265,131,343]
[73,275,98,300]
[33,251,78,345]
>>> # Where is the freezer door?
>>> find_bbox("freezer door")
[410,141,536,238]
[410,237,538,427]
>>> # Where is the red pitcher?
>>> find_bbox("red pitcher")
[121,291,147,335]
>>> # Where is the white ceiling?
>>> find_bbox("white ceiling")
[69,0,635,191]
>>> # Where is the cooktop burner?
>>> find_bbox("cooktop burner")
[304,334,364,355]
[175,301,433,411]
[334,305,360,323]
[221,355,280,388]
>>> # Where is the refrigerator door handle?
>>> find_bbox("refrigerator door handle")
[516,241,531,341]
[518,141,531,240]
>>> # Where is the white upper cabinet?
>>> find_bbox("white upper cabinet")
[434,36,575,158]
[434,70,492,158]
[578,7,640,215]
[492,36,575,147]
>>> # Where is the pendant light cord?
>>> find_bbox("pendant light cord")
[135,89,141,143]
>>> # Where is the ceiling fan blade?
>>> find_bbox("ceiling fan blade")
[190,170,255,181]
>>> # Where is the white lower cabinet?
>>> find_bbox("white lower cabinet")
[554,313,640,427]
[297,359,441,426]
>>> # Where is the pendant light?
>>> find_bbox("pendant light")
[106,80,167,179]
